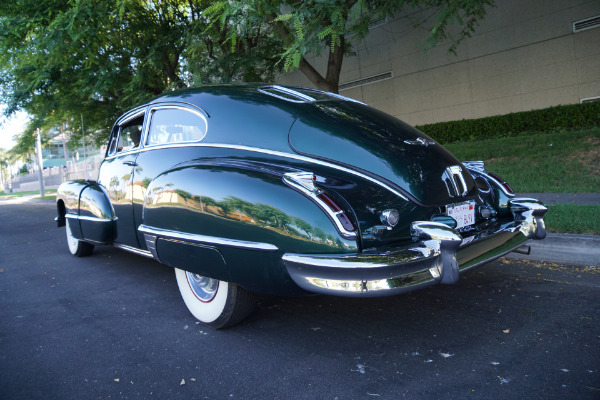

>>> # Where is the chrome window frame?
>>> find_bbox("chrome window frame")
[106,108,147,157]
[143,105,209,148]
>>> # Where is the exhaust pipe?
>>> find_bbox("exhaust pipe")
[512,245,531,255]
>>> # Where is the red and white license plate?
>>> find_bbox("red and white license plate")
[446,201,475,229]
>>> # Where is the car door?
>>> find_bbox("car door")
[98,108,146,249]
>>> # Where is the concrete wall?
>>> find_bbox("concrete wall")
[276,0,600,126]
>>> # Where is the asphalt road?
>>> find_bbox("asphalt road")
[1,199,599,400]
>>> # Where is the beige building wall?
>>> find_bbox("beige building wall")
[276,0,600,126]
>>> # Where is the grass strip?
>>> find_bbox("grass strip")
[0,189,57,198]
[545,204,600,235]
[445,127,600,193]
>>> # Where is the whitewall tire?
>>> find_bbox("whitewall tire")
[66,221,94,257]
[175,268,256,329]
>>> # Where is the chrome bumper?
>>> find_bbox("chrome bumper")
[283,198,547,297]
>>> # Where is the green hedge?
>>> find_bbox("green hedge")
[416,101,600,144]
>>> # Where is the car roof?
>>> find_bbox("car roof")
[141,84,364,154]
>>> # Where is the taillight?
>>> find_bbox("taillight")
[317,192,356,232]
[487,172,515,195]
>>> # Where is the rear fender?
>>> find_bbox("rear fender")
[140,163,358,291]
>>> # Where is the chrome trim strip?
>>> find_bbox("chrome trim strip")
[260,85,367,105]
[258,85,316,102]
[282,246,435,269]
[138,225,279,252]
[104,143,408,200]
[113,243,154,259]
[119,110,146,127]
[66,214,117,223]
[311,90,367,105]
[143,234,160,262]
[290,86,367,105]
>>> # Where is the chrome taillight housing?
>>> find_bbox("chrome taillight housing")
[283,172,357,239]
[463,161,515,197]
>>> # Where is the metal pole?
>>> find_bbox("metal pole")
[81,114,87,161]
[60,124,69,181]
[35,129,45,197]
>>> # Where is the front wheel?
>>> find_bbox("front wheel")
[66,221,94,257]
[174,269,256,329]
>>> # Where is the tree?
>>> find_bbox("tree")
[0,0,493,153]
[0,149,12,190]
[205,0,494,93]
[1,0,167,147]
[0,0,282,150]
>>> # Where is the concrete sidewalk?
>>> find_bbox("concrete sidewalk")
[506,233,600,266]
[519,192,600,205]
[510,193,600,266]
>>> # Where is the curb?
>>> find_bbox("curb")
[518,193,600,205]
[0,196,54,205]
[506,233,600,266]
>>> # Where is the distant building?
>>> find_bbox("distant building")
[43,133,104,169]
[277,0,600,126]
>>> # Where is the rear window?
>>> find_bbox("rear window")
[146,108,207,146]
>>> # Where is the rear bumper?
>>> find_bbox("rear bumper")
[283,198,547,297]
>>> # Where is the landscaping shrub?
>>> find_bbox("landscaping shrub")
[416,101,600,144]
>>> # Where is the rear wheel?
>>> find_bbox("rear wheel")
[174,268,256,329]
[66,221,94,257]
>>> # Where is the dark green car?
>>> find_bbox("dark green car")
[56,84,547,328]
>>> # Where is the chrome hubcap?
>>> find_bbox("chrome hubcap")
[186,272,219,302]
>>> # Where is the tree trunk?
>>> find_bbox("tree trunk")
[297,35,345,94]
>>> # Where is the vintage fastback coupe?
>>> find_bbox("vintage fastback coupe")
[56,84,547,328]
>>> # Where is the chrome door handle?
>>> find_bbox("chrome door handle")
[123,161,138,167]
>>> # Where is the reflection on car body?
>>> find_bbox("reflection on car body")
[56,84,547,328]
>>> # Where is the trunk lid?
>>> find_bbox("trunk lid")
[289,101,476,206]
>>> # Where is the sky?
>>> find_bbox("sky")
[0,107,29,150]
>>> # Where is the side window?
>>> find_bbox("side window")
[118,116,144,152]
[108,114,144,156]
[146,108,207,146]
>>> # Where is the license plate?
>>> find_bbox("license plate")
[446,201,475,229]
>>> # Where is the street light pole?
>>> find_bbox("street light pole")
[35,129,45,197]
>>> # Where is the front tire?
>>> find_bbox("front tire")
[174,269,256,329]
[66,221,94,257]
